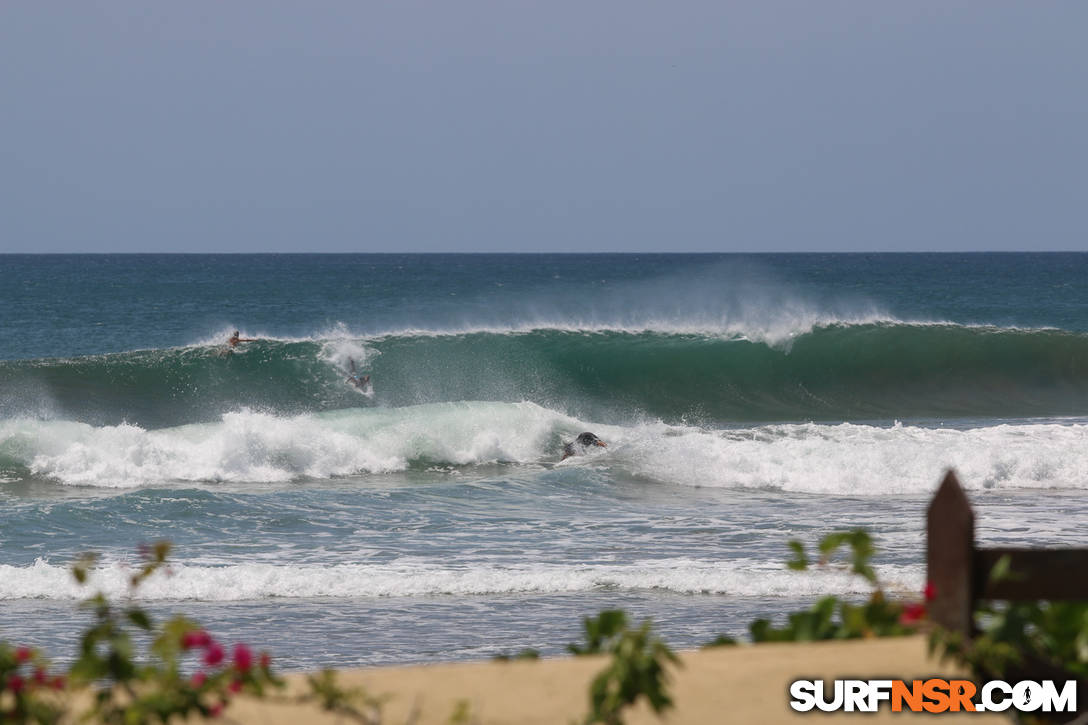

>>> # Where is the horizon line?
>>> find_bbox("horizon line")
[4,250,1088,256]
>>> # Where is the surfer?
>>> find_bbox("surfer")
[218,330,257,357]
[562,432,607,460]
[347,358,370,390]
[227,331,256,348]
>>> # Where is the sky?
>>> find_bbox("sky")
[1,2,1085,253]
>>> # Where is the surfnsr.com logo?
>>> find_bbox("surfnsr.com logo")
[790,679,1077,714]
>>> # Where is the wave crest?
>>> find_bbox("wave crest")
[4,322,1088,426]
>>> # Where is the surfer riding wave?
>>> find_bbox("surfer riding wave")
[347,358,371,391]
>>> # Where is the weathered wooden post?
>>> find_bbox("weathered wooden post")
[926,470,975,635]
[925,470,1088,720]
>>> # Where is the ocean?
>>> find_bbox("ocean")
[2,253,1087,670]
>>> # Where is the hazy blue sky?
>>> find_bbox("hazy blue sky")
[1,2,1085,253]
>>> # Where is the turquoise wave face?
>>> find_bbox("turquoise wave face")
[3,322,1088,427]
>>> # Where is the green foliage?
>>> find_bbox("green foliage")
[785,540,808,572]
[492,648,540,662]
[568,610,630,656]
[700,634,738,648]
[725,529,922,644]
[572,612,680,725]
[0,642,67,724]
[749,591,915,642]
[63,541,283,724]
[299,669,397,725]
[1,542,398,724]
[447,699,474,725]
[815,530,877,585]
[930,555,1088,681]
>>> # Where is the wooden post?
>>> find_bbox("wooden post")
[926,470,975,635]
[924,471,1088,719]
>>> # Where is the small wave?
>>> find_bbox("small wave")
[0,557,924,601]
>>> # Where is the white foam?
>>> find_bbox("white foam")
[0,557,924,602]
[0,402,570,487]
[607,420,1088,494]
[6,405,1088,492]
[317,324,380,399]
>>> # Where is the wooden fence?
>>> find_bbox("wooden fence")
[926,470,1087,719]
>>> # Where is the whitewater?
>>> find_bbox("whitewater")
[2,253,1087,669]
[5,407,1088,493]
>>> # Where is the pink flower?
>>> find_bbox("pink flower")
[203,642,224,667]
[32,667,47,685]
[51,675,66,691]
[8,674,24,694]
[209,702,224,718]
[233,644,253,672]
[182,630,212,650]
[259,652,271,670]
[923,582,937,602]
[14,646,31,664]
[900,602,926,625]
[228,678,242,694]
[190,671,207,688]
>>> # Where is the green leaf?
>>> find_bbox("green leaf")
[569,610,629,655]
[818,532,848,559]
[785,540,808,571]
[153,540,172,562]
[126,608,153,631]
[72,552,99,585]
[581,613,677,725]
[985,554,1024,585]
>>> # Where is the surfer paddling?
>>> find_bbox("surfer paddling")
[347,358,370,390]
[562,432,607,460]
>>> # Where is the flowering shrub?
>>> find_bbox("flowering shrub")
[0,643,67,724]
[0,542,280,724]
[707,530,933,644]
[73,543,282,723]
[0,543,472,724]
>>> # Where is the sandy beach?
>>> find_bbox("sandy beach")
[228,636,1006,724]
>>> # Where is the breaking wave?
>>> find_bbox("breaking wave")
[4,322,1088,427]
[3,401,1088,492]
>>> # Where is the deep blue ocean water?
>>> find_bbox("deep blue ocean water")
[2,253,1088,669]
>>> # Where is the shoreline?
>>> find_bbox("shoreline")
[228,636,1006,724]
